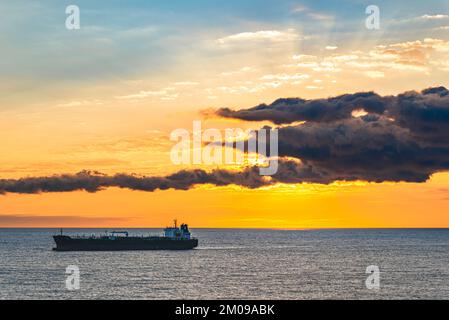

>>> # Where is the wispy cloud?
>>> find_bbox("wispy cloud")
[288,38,449,77]
[116,88,178,100]
[56,100,104,108]
[292,5,308,13]
[291,4,333,21]
[395,13,449,25]
[260,73,309,81]
[420,14,449,20]
[216,29,299,45]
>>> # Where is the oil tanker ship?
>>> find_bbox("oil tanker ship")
[53,221,198,251]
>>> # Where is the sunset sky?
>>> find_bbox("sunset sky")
[1,0,449,228]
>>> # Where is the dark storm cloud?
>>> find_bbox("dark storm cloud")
[1,87,448,194]
[0,161,337,194]
[216,92,387,124]
[219,86,449,183]
[216,87,449,132]
[390,87,449,144]
[273,117,449,183]
[0,168,269,194]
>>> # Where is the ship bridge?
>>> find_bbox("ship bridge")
[164,220,192,240]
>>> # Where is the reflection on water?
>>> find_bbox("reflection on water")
[1,228,449,299]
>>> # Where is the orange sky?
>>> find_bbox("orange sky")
[1,173,449,228]
[1,2,449,228]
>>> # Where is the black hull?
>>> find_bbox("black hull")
[53,235,198,251]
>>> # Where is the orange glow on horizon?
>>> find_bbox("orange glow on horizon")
[1,172,449,228]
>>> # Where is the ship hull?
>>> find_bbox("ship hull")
[53,235,198,251]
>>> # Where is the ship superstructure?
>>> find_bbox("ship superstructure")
[53,220,198,251]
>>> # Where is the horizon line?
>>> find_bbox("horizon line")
[2,227,449,230]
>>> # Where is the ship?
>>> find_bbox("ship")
[53,220,198,251]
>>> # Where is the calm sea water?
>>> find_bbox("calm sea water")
[1,228,449,300]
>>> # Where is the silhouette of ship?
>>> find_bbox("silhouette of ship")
[53,220,198,251]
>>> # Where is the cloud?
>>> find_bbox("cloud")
[3,87,449,192]
[5,154,427,195]
[291,5,333,21]
[260,73,309,81]
[56,100,104,108]
[272,117,449,183]
[394,14,449,25]
[216,29,299,45]
[115,88,179,101]
[213,87,449,183]
[307,12,333,21]
[116,90,170,99]
[292,5,308,13]
[216,91,386,124]
[420,14,449,20]
[305,85,323,90]
[216,87,449,141]
[0,169,257,194]
[288,39,449,77]
[0,165,291,194]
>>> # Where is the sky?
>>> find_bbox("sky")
[0,0,449,228]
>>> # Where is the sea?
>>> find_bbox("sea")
[1,228,449,300]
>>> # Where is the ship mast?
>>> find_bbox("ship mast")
[174,219,177,228]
